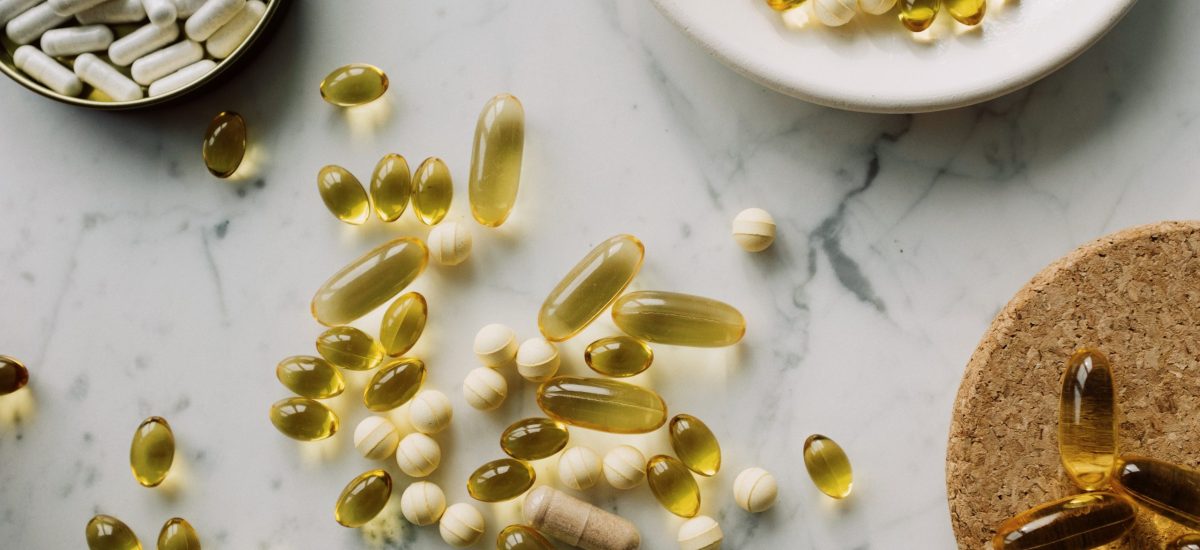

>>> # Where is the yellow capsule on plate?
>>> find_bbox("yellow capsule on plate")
[946,0,985,25]
[537,376,666,434]
[1058,348,1117,491]
[468,93,524,227]
[202,111,245,178]
[584,336,652,377]
[130,416,174,487]
[899,0,940,32]
[611,290,745,347]
[276,355,345,399]
[269,397,339,441]
[320,63,388,107]
[992,492,1135,550]
[85,514,141,550]
[538,234,644,342]
[412,157,453,226]
[467,458,536,502]
[500,417,569,461]
[334,469,392,528]
[765,0,806,10]
[497,524,554,550]
[311,236,428,326]
[316,326,383,371]
[363,358,426,412]
[646,455,700,517]
[803,434,853,499]
[379,292,427,357]
[370,153,411,222]
[669,414,720,476]
[0,354,29,395]
[318,165,370,225]
[1113,454,1200,529]
[157,517,200,550]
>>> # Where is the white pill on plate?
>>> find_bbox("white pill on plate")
[75,0,144,24]
[74,52,142,101]
[6,3,71,45]
[47,0,106,16]
[131,39,200,85]
[40,24,111,56]
[0,0,41,25]
[204,0,261,58]
[813,0,856,26]
[13,45,82,96]
[183,0,242,40]
[147,58,214,96]
[107,20,177,65]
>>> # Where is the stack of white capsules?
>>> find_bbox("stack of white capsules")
[2,0,266,101]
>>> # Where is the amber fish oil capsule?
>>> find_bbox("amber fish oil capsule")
[611,290,745,348]
[413,157,453,226]
[992,492,1135,550]
[379,292,427,357]
[130,416,174,487]
[320,63,388,106]
[276,355,345,399]
[157,517,200,550]
[647,455,701,518]
[335,469,393,528]
[370,153,411,222]
[363,357,426,412]
[316,326,383,371]
[1113,454,1200,529]
[202,111,246,178]
[765,0,806,11]
[467,458,536,502]
[537,376,667,434]
[269,397,339,441]
[498,524,554,550]
[946,0,985,25]
[1058,348,1117,491]
[899,0,940,32]
[318,165,371,225]
[311,236,428,326]
[669,414,721,476]
[86,514,141,550]
[803,434,853,499]
[585,336,653,377]
[0,355,29,395]
[469,93,524,227]
[538,234,645,342]
[500,417,569,461]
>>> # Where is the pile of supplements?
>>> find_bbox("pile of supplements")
[765,0,986,32]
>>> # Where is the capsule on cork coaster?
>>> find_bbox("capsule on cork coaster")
[523,486,640,550]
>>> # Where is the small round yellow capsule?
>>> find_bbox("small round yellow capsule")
[276,355,345,399]
[0,355,29,395]
[130,416,175,487]
[379,292,427,357]
[646,455,700,518]
[584,336,653,377]
[899,0,940,32]
[497,524,554,550]
[370,153,411,222]
[413,157,453,226]
[269,397,339,441]
[86,514,141,550]
[315,326,383,371]
[467,458,536,502]
[500,417,569,461]
[202,111,246,178]
[363,358,426,412]
[317,165,370,225]
[946,0,985,25]
[803,434,853,498]
[334,469,393,528]
[320,63,388,107]
[157,517,200,550]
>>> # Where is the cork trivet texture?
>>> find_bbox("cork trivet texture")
[946,221,1200,549]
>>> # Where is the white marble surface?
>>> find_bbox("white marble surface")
[1,1,1198,548]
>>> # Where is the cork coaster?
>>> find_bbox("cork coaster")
[946,221,1200,549]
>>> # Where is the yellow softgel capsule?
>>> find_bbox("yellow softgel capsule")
[276,355,345,399]
[669,414,720,477]
[992,492,1135,550]
[202,111,245,178]
[318,165,370,225]
[1170,534,1200,550]
[86,514,141,550]
[765,0,805,11]
[537,376,667,434]
[130,416,174,487]
[497,524,554,550]
[157,518,200,550]
[311,236,428,326]
[334,469,393,528]
[0,354,29,395]
[1113,454,1200,529]
[538,235,645,342]
[500,417,569,461]
[1058,348,1117,491]
[468,93,524,227]
[379,292,427,357]
[803,434,852,499]
[611,291,745,348]
[412,157,453,226]
[584,336,653,378]
[269,397,339,441]
[946,0,984,25]
[315,326,383,371]
[646,455,700,518]
[899,0,940,32]
[320,63,388,107]
[370,153,411,222]
[467,458,536,502]
[363,357,426,412]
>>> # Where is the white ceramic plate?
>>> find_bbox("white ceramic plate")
[651,0,1137,113]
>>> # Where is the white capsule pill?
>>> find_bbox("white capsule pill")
[171,0,203,17]
[147,58,213,96]
[400,481,446,526]
[813,0,856,26]
[602,445,646,490]
[732,208,776,252]
[473,323,517,368]
[204,0,260,58]
[515,337,559,382]
[183,0,241,40]
[439,503,485,548]
[39,24,111,56]
[408,389,453,435]
[107,20,177,65]
[5,3,70,45]
[858,0,897,15]
[462,367,506,411]
[558,446,602,491]
[139,0,171,23]
[678,516,723,550]
[353,416,400,461]
[47,0,105,16]
[131,38,199,84]
[74,53,142,101]
[75,0,143,24]
[13,45,81,96]
[0,0,41,25]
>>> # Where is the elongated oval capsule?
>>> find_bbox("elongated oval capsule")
[992,492,1135,550]
[467,458,536,502]
[315,326,383,371]
[585,336,652,377]
[669,414,720,476]
[1170,534,1200,550]
[500,417,569,461]
[898,0,940,32]
[311,237,428,326]
[1058,348,1117,491]
[611,291,745,347]
[269,397,339,441]
[412,157,453,226]
[157,517,200,550]
[537,376,666,434]
[276,355,345,399]
[538,235,644,342]
[0,355,29,395]
[86,514,141,550]
[647,455,700,518]
[318,165,370,225]
[523,486,641,550]
[130,416,174,487]
[946,0,984,25]
[363,358,426,412]
[202,111,246,178]
[469,93,524,227]
[498,524,554,550]
[379,292,427,357]
[334,469,392,528]
[803,434,853,499]
[1113,454,1200,529]
[320,63,388,107]
[370,153,411,222]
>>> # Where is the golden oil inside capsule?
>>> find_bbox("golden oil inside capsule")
[379,292,427,357]
[992,492,1135,550]
[315,326,383,371]
[803,434,853,499]
[500,417,569,461]
[899,0,941,32]
[86,514,142,550]
[269,397,339,441]
[412,157,453,226]
[363,358,426,412]
[669,414,721,477]
[130,416,174,488]
[538,234,645,342]
[319,63,388,107]
[536,376,667,434]
[468,93,524,227]
[498,524,554,550]
[334,469,393,528]
[202,111,246,178]
[1170,534,1200,550]
[276,355,345,399]
[1058,348,1116,491]
[157,518,199,550]
[468,458,536,502]
[370,153,411,222]
[646,455,700,518]
[611,290,745,348]
[585,336,653,377]
[311,236,429,326]
[0,354,29,395]
[318,165,371,225]
[945,0,984,25]
[1113,454,1200,529]
[765,0,805,10]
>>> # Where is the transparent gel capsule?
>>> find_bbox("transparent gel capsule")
[669,414,720,476]
[467,458,536,502]
[370,153,411,222]
[497,524,554,550]
[334,469,392,528]
[362,357,426,412]
[85,514,141,550]
[157,518,200,550]
[378,292,427,357]
[269,397,339,441]
[611,291,745,347]
[318,164,370,225]
[803,434,853,499]
[500,417,569,461]
[536,376,667,434]
[320,63,388,107]
[202,111,245,178]
[1058,348,1117,491]
[130,416,174,487]
[316,326,383,371]
[538,234,644,342]
[1113,454,1200,529]
[0,355,29,395]
[992,492,1135,550]
[276,355,345,399]
[468,93,524,227]
[646,455,700,518]
[412,157,453,226]
[584,336,652,377]
[310,236,428,326]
